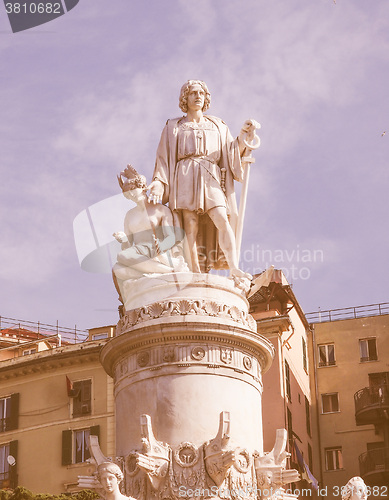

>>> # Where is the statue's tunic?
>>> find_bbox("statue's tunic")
[153,115,244,270]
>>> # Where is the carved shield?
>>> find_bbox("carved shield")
[221,347,233,364]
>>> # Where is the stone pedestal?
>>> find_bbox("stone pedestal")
[100,273,276,498]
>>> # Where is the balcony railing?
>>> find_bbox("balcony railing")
[0,470,17,489]
[0,315,89,344]
[306,301,389,323]
[354,386,389,425]
[359,448,389,480]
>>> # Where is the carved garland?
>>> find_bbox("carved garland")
[117,299,257,334]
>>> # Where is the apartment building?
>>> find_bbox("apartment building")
[307,304,389,492]
[0,318,116,494]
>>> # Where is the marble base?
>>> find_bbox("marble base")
[100,274,276,499]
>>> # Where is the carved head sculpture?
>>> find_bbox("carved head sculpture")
[179,80,211,113]
[118,164,147,193]
[341,477,368,500]
[97,462,124,492]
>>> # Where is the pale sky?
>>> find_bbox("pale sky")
[1,0,388,330]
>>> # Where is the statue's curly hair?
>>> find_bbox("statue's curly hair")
[341,477,367,500]
[118,164,147,192]
[125,176,147,191]
[96,462,124,483]
[179,80,211,113]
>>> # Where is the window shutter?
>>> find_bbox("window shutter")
[62,430,73,466]
[82,380,92,403]
[90,425,100,438]
[8,394,20,431]
[73,380,92,417]
[9,440,18,488]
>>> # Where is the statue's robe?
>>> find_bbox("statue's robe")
[152,115,244,271]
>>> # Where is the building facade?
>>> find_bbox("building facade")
[307,304,389,493]
[1,298,388,495]
[0,319,116,494]
[249,269,316,493]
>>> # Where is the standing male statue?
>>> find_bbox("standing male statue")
[148,80,259,279]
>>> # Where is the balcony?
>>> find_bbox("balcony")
[359,448,389,486]
[354,386,389,426]
[0,470,17,489]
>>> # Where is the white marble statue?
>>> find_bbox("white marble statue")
[112,165,188,303]
[96,462,135,500]
[341,477,369,500]
[147,79,259,281]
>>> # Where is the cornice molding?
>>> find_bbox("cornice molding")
[0,341,105,380]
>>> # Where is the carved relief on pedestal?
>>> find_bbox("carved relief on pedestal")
[204,411,234,487]
[113,342,263,388]
[174,442,200,467]
[220,347,233,364]
[116,298,257,335]
[135,415,170,492]
[137,352,150,368]
[253,429,300,500]
[117,358,129,378]
[124,454,147,500]
[169,443,207,499]
[243,356,252,371]
[78,416,299,500]
[191,346,206,360]
[163,346,175,362]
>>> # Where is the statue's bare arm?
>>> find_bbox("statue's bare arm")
[113,213,133,249]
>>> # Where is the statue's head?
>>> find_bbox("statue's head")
[341,477,368,500]
[179,80,211,113]
[96,461,124,487]
[118,164,147,193]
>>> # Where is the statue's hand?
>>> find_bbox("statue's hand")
[240,118,260,140]
[113,231,128,243]
[239,119,261,153]
[147,179,164,204]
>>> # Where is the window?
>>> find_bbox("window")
[359,338,377,362]
[302,338,307,372]
[308,443,313,473]
[0,441,18,488]
[287,408,293,450]
[285,361,291,400]
[305,396,311,436]
[74,429,91,464]
[62,426,99,465]
[318,344,336,367]
[0,443,10,485]
[0,394,19,432]
[369,372,389,402]
[72,380,92,418]
[325,447,343,471]
[0,398,11,433]
[22,348,37,356]
[91,332,108,340]
[369,372,389,388]
[321,393,339,413]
